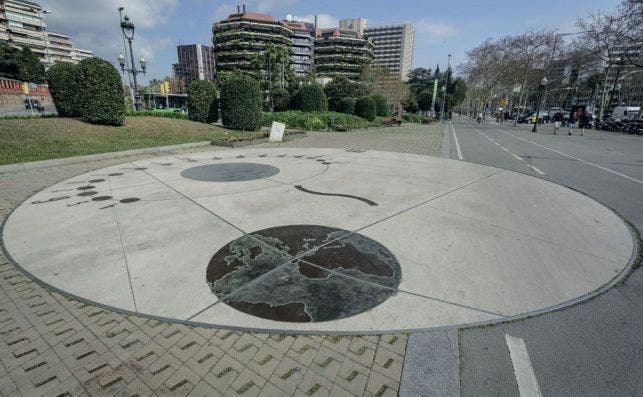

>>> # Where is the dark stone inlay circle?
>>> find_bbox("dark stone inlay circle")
[120,198,140,203]
[108,173,124,176]
[91,196,112,201]
[206,225,401,323]
[134,167,147,170]
[77,191,97,197]
[88,179,105,183]
[76,185,95,190]
[181,163,280,183]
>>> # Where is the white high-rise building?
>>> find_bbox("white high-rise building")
[364,23,415,81]
[0,0,94,66]
[339,18,367,35]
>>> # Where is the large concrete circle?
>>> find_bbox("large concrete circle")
[1,148,635,333]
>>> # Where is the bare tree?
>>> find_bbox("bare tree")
[575,3,637,118]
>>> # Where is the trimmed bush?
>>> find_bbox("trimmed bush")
[220,75,262,131]
[261,111,375,131]
[272,88,290,112]
[372,94,389,117]
[293,84,328,112]
[324,76,359,111]
[338,97,356,114]
[77,57,125,126]
[187,80,218,123]
[354,96,377,122]
[46,62,80,117]
[402,97,419,113]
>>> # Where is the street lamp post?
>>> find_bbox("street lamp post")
[117,13,146,111]
[36,9,52,67]
[532,77,548,132]
[439,54,451,121]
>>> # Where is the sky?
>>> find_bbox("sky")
[40,0,622,84]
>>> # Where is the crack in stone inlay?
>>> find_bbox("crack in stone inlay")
[181,163,280,182]
[206,225,401,323]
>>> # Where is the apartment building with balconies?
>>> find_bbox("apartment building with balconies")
[364,23,415,81]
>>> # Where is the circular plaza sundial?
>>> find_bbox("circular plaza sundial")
[1,148,635,333]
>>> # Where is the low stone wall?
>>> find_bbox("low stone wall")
[0,78,53,107]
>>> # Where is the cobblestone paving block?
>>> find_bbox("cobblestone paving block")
[187,379,224,397]
[309,345,342,381]
[0,373,17,396]
[155,363,201,395]
[119,377,155,396]
[203,353,245,393]
[365,370,400,397]
[184,343,226,378]
[334,357,370,396]
[0,135,434,396]
[228,367,266,397]
[372,341,406,383]
[268,355,305,395]
[287,335,323,367]
[137,352,182,392]
[39,375,89,397]
[168,330,209,363]
[345,337,377,369]
[246,343,282,380]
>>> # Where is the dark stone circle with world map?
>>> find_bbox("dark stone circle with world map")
[206,225,402,322]
[181,163,280,182]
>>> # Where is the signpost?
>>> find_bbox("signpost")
[269,122,285,142]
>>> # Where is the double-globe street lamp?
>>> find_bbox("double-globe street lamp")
[117,13,146,111]
[532,76,548,133]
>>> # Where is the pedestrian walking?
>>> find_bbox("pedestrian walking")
[578,109,586,136]
[568,110,577,135]
[553,112,564,134]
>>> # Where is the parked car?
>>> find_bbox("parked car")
[24,98,45,111]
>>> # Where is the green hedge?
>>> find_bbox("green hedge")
[262,111,374,131]
[77,58,126,126]
[354,96,377,122]
[187,80,218,123]
[293,84,328,112]
[272,88,290,112]
[339,97,356,114]
[46,62,80,117]
[372,94,389,117]
[220,75,262,131]
[126,110,189,119]
[402,113,426,123]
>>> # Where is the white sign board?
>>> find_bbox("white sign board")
[269,121,285,142]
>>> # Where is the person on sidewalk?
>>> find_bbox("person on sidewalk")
[553,112,564,134]
[578,109,586,136]
[568,110,577,135]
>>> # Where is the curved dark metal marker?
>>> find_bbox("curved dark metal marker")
[294,185,378,206]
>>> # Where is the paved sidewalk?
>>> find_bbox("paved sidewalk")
[0,124,442,396]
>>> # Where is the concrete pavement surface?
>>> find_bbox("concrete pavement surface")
[0,121,640,396]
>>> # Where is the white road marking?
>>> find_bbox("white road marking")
[471,125,545,175]
[529,164,545,175]
[497,128,643,185]
[505,334,542,397]
[451,124,464,160]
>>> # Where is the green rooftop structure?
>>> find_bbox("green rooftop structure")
[212,7,293,75]
[315,28,374,81]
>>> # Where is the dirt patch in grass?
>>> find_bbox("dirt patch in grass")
[0,116,259,165]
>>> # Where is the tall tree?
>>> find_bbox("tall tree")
[407,67,433,98]
[18,47,46,83]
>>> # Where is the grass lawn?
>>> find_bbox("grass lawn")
[0,116,262,165]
